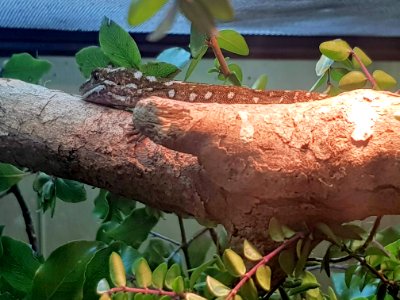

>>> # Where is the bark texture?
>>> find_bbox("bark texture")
[1,78,400,242]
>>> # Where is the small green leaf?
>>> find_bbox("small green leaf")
[0,237,41,294]
[165,264,181,290]
[185,293,207,300]
[32,172,52,192]
[331,68,348,82]
[294,237,312,277]
[239,278,257,300]
[96,278,110,294]
[190,25,208,58]
[316,223,340,244]
[109,252,126,287]
[157,47,190,69]
[373,70,397,90]
[184,46,207,81]
[279,248,296,276]
[268,217,285,242]
[188,229,213,268]
[319,39,351,61]
[0,163,27,192]
[99,293,112,300]
[315,55,334,76]
[227,72,242,87]
[327,286,338,300]
[128,0,168,26]
[251,74,268,90]
[54,178,86,203]
[152,262,167,289]
[206,276,231,297]
[282,225,296,239]
[147,2,179,42]
[198,0,234,21]
[217,30,249,56]
[288,283,320,296]
[75,46,111,78]
[345,264,358,288]
[243,239,263,261]
[99,17,141,68]
[365,246,390,258]
[133,258,152,288]
[228,63,243,83]
[309,73,328,92]
[189,257,217,288]
[93,189,110,220]
[255,265,271,291]
[178,0,215,36]
[2,53,52,84]
[172,276,184,293]
[339,71,367,90]
[222,249,246,277]
[107,208,159,248]
[352,47,372,69]
[140,62,179,78]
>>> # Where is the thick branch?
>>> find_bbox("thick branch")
[1,79,400,242]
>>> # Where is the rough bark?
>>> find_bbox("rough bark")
[1,78,400,242]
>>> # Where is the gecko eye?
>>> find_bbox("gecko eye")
[92,72,99,81]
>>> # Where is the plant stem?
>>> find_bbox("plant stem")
[360,215,382,251]
[351,50,378,89]
[208,35,231,77]
[178,216,191,270]
[149,231,180,246]
[208,228,223,256]
[7,185,38,252]
[108,286,182,298]
[226,232,305,300]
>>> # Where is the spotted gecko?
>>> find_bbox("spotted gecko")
[80,67,328,109]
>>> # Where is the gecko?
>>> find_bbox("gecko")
[80,67,329,109]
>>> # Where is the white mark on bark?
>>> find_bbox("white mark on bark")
[253,97,260,103]
[347,101,377,142]
[168,89,176,98]
[164,81,174,86]
[237,111,254,143]
[189,93,197,101]
[228,92,235,99]
[204,91,213,100]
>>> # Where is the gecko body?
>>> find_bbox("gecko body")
[80,67,328,109]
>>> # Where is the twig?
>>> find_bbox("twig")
[149,231,180,246]
[226,232,305,300]
[207,35,231,77]
[359,215,382,251]
[351,50,378,89]
[7,185,38,252]
[308,255,352,264]
[166,228,209,262]
[178,216,191,270]
[208,228,223,256]
[107,286,182,298]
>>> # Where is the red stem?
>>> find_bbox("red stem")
[208,35,231,77]
[108,286,181,298]
[351,50,378,89]
[226,232,305,300]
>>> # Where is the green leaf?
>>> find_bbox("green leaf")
[255,265,271,291]
[327,286,338,300]
[206,276,231,297]
[268,217,285,242]
[279,247,296,276]
[365,246,390,258]
[157,47,190,69]
[319,39,351,61]
[345,264,358,288]
[198,0,234,21]
[103,193,137,223]
[352,47,372,69]
[171,276,184,293]
[185,293,207,300]
[107,208,159,248]
[190,25,208,58]
[32,172,51,192]
[239,278,257,300]
[0,163,27,192]
[133,258,152,288]
[288,283,320,296]
[339,71,367,90]
[222,249,246,277]
[143,239,179,268]
[54,178,86,203]
[243,239,263,261]
[251,74,268,90]
[315,55,334,76]
[99,17,141,68]
[294,237,312,277]
[152,262,167,289]
[316,223,340,244]
[217,30,249,56]
[75,46,111,78]
[96,278,110,294]
[188,230,213,268]
[140,62,179,78]
[0,237,41,294]
[300,271,322,298]
[93,189,110,220]
[99,293,112,300]
[165,264,181,290]
[227,72,242,87]
[178,0,215,35]
[32,241,105,299]
[309,72,328,92]
[2,53,51,84]
[330,68,349,82]
[373,70,397,90]
[189,257,217,288]
[0,226,4,257]
[109,252,126,287]
[147,2,179,42]
[128,0,168,26]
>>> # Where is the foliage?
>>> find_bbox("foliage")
[1,2,400,300]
